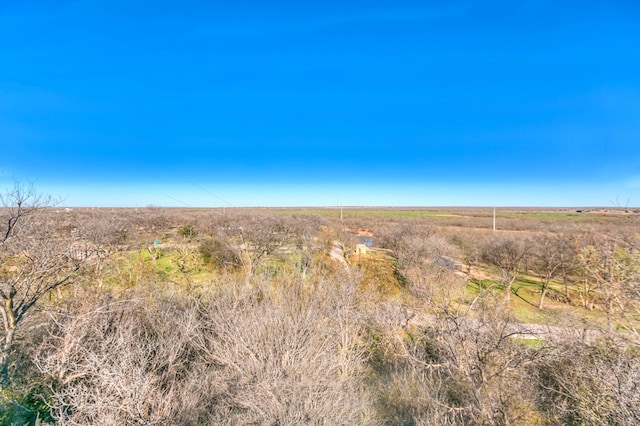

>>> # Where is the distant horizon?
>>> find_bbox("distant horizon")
[54,205,637,210]
[50,202,638,211]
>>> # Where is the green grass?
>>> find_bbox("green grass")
[466,276,586,325]
[501,212,589,221]
[339,209,461,219]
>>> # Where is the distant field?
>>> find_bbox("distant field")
[73,206,640,229]
[272,208,463,219]
[263,206,640,225]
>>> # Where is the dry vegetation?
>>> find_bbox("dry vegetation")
[1,186,640,425]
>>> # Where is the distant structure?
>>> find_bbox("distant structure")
[353,235,374,247]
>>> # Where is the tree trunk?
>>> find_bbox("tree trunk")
[243,256,253,285]
[503,270,519,303]
[0,300,17,387]
[538,284,548,309]
[504,278,514,303]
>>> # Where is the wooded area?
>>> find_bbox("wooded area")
[1,185,639,425]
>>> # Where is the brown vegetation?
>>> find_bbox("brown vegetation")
[1,196,639,424]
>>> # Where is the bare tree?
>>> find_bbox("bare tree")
[481,235,530,303]
[531,233,570,309]
[537,336,640,424]
[558,232,580,299]
[286,214,325,280]
[0,182,53,243]
[0,183,85,386]
[454,232,485,276]
[578,237,640,333]
[217,214,291,283]
[378,221,436,271]
[37,274,376,425]
[70,211,129,288]
[373,283,544,425]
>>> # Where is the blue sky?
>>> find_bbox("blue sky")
[1,0,639,207]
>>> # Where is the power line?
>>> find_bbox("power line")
[187,180,235,208]
[161,193,192,207]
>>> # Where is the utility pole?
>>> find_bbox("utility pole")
[493,206,496,231]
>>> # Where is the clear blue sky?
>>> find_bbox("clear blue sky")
[1,0,639,207]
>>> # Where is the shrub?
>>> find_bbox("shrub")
[198,238,241,271]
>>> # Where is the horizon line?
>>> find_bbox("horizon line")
[51,205,638,210]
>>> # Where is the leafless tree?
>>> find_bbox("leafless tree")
[0,183,87,386]
[129,207,173,242]
[0,182,53,243]
[286,214,325,280]
[531,233,573,309]
[536,336,640,424]
[374,284,545,425]
[217,214,291,283]
[556,231,580,299]
[69,211,130,288]
[37,273,377,425]
[36,291,205,425]
[454,232,485,276]
[378,221,436,271]
[578,237,640,333]
[376,221,454,299]
[481,234,530,303]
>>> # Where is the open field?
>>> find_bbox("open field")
[71,205,640,223]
